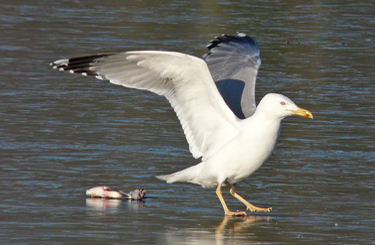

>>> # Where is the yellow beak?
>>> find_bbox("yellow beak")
[291,107,313,119]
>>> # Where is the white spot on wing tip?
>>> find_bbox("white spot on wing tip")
[69,70,75,74]
[53,58,68,65]
[82,73,88,76]
[237,33,246,37]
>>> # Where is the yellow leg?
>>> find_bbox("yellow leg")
[230,185,272,212]
[216,183,247,216]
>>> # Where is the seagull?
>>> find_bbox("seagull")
[50,33,313,216]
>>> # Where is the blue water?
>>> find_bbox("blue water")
[1,1,374,244]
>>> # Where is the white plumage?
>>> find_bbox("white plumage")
[51,33,312,216]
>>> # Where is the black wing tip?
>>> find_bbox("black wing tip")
[206,33,258,51]
[50,53,113,77]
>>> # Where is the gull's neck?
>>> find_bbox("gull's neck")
[242,107,283,142]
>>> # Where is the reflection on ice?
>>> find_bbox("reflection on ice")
[86,197,145,214]
[160,216,272,245]
[216,215,271,235]
[86,198,122,211]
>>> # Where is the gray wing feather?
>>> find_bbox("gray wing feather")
[204,33,261,118]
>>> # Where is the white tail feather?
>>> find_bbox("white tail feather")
[156,162,204,185]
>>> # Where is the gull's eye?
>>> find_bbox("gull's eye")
[280,101,286,105]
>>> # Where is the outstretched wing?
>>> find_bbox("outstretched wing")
[204,33,261,119]
[51,51,241,160]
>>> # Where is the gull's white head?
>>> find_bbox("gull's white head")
[256,93,313,120]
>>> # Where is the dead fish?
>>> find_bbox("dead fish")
[86,186,123,199]
[86,186,146,200]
